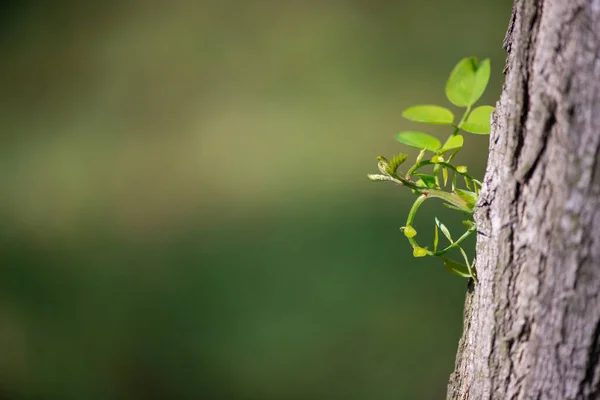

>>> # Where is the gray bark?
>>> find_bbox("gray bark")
[447,1,600,399]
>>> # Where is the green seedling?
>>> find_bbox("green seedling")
[368,57,494,283]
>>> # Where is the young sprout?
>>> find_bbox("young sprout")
[367,57,494,282]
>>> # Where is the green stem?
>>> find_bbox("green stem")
[454,105,471,135]
[429,226,476,256]
[424,189,473,213]
[447,147,461,163]
[405,194,476,257]
[407,160,480,185]
[405,106,472,185]
[406,195,426,226]
[387,170,473,213]
[433,164,441,187]
[405,195,427,249]
[458,245,478,284]
[443,106,471,162]
[386,173,420,191]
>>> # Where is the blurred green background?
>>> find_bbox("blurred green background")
[0,1,510,399]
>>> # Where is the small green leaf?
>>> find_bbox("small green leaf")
[377,156,391,174]
[395,132,441,152]
[455,188,478,207]
[388,153,408,174]
[472,59,491,106]
[441,257,472,278]
[440,135,464,153]
[441,224,452,242]
[464,176,472,190]
[462,105,494,134]
[443,203,465,211]
[433,225,439,252]
[452,170,457,191]
[415,173,437,188]
[456,165,468,174]
[445,58,491,107]
[435,218,453,243]
[402,105,454,125]
[443,167,449,186]
[445,58,477,107]
[458,246,476,282]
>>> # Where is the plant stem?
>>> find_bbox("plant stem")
[405,195,427,250]
[458,245,478,283]
[405,195,476,255]
[453,105,471,135]
[407,160,480,186]
[430,226,476,257]
[444,106,471,163]
[425,189,473,213]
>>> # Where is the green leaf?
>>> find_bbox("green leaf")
[415,173,437,188]
[458,246,475,281]
[445,58,491,107]
[464,176,472,190]
[472,59,491,106]
[441,257,472,278]
[376,156,391,174]
[452,170,457,191]
[445,58,477,107]
[395,132,441,152]
[388,153,408,174]
[440,134,463,153]
[462,105,494,134]
[402,105,454,125]
[435,218,453,243]
[433,225,439,252]
[443,203,465,211]
[455,188,478,207]
[443,167,448,186]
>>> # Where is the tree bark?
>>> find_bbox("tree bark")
[447,1,600,399]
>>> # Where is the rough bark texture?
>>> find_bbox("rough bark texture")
[447,0,600,399]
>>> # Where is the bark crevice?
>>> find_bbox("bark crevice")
[578,317,600,398]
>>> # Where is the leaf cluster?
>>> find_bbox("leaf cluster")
[368,57,495,282]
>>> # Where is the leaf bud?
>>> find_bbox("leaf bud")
[402,225,417,238]
[377,156,391,174]
[367,174,391,182]
[412,246,428,257]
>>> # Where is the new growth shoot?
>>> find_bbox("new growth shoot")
[368,57,494,283]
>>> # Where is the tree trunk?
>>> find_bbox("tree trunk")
[447,1,600,399]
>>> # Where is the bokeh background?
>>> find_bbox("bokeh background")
[0,1,510,399]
